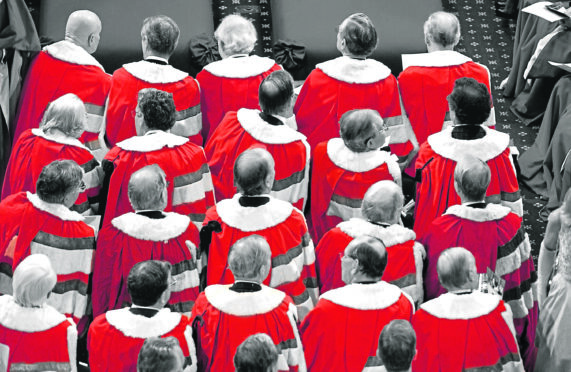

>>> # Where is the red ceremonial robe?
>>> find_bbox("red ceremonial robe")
[191,284,305,372]
[0,192,95,334]
[204,195,318,320]
[412,292,524,372]
[316,218,425,304]
[206,108,310,210]
[414,126,522,239]
[92,212,200,318]
[421,203,538,370]
[196,55,281,143]
[294,56,417,155]
[2,128,102,214]
[0,295,78,372]
[104,60,202,148]
[88,308,197,372]
[102,131,215,228]
[300,281,414,372]
[310,138,401,242]
[13,40,111,159]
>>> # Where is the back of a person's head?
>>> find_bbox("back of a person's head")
[259,70,294,115]
[454,155,491,201]
[215,14,257,56]
[141,15,180,56]
[346,236,388,279]
[36,159,83,204]
[137,337,184,372]
[138,88,176,131]
[362,180,404,224]
[234,148,275,196]
[13,254,57,307]
[423,11,460,48]
[128,164,168,211]
[234,333,279,372]
[228,235,272,281]
[448,77,491,125]
[128,260,171,306]
[65,10,102,53]
[339,13,378,57]
[40,93,86,139]
[437,247,477,291]
[378,319,416,372]
[339,109,384,153]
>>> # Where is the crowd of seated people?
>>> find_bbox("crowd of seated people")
[1,5,570,372]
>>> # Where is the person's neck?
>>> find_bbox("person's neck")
[234,278,262,285]
[342,52,367,60]
[143,51,170,62]
[45,128,73,140]
[351,273,380,284]
[64,35,90,53]
[427,44,454,53]
[131,303,162,311]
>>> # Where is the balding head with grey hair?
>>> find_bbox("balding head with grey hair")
[234,148,276,196]
[454,155,491,203]
[215,14,257,58]
[437,247,478,292]
[141,15,180,59]
[362,180,404,225]
[65,10,102,54]
[128,164,168,211]
[228,235,272,282]
[423,11,460,51]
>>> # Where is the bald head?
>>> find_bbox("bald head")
[128,165,167,211]
[454,155,491,202]
[437,247,478,292]
[65,10,102,54]
[362,181,404,224]
[424,11,460,51]
[234,148,276,196]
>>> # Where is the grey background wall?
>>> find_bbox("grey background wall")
[39,0,440,77]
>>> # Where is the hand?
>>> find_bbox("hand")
[185,240,197,260]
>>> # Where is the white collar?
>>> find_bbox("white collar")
[237,109,307,145]
[427,127,510,162]
[105,307,182,338]
[117,131,188,152]
[202,55,278,78]
[27,192,85,222]
[444,203,512,222]
[122,60,188,84]
[145,55,169,64]
[204,284,286,316]
[420,291,501,319]
[31,128,88,150]
[44,40,105,71]
[337,218,416,247]
[320,281,413,310]
[401,50,473,70]
[216,194,296,231]
[111,212,191,241]
[0,295,68,332]
[317,56,392,84]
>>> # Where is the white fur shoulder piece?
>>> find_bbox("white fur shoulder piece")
[401,50,472,70]
[317,56,392,84]
[27,192,85,222]
[420,291,501,319]
[202,55,277,78]
[428,127,510,162]
[44,40,105,71]
[321,281,408,310]
[237,109,307,145]
[217,195,294,231]
[445,203,512,222]
[338,218,416,247]
[0,295,68,332]
[205,284,286,316]
[106,308,182,338]
[117,131,188,152]
[112,212,190,241]
[123,60,188,84]
[31,128,88,150]
[327,138,398,174]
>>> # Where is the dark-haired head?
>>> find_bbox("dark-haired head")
[378,319,416,372]
[259,70,294,116]
[234,148,275,196]
[141,15,180,57]
[128,260,171,307]
[36,160,83,205]
[337,13,378,58]
[137,88,176,132]
[448,77,491,125]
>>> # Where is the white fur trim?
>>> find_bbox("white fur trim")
[317,56,392,84]
[44,40,105,71]
[106,308,183,338]
[31,128,88,150]
[123,60,188,84]
[217,195,294,231]
[420,291,501,319]
[27,192,85,222]
[202,55,278,78]
[204,284,286,316]
[337,218,416,247]
[320,281,410,310]
[111,212,191,242]
[67,321,78,372]
[327,138,399,174]
[237,109,307,144]
[0,295,67,332]
[401,50,472,70]
[427,127,510,162]
[117,131,188,152]
[444,203,512,222]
